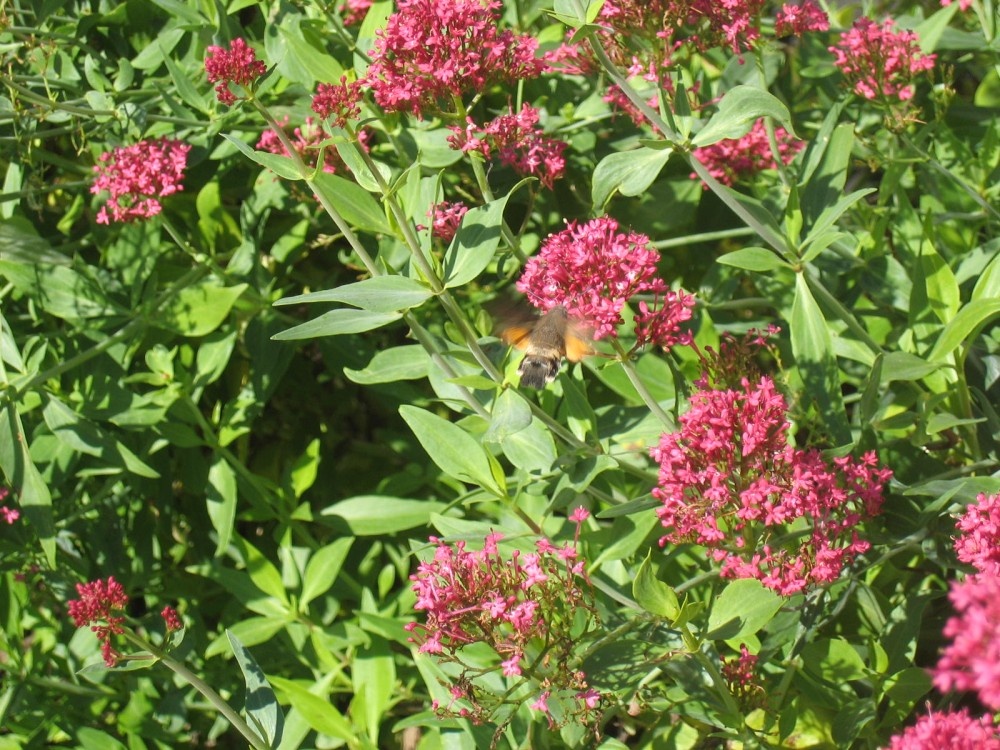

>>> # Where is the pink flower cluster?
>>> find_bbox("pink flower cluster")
[651,376,892,596]
[829,18,936,102]
[693,120,804,187]
[341,0,373,25]
[953,492,1000,576]
[447,105,567,189]
[161,605,183,632]
[405,525,600,725]
[312,76,364,129]
[257,117,348,174]
[884,708,1000,750]
[364,0,543,117]
[721,644,763,707]
[0,486,18,525]
[204,38,268,106]
[68,577,129,667]
[930,494,1000,710]
[774,0,829,36]
[428,201,469,243]
[517,216,693,344]
[91,139,191,224]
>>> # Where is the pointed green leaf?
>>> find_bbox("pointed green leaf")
[633,552,679,619]
[227,630,284,748]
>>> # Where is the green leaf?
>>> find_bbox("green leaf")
[0,397,56,567]
[207,458,238,557]
[352,637,395,743]
[633,552,679,619]
[915,4,960,53]
[269,677,356,741]
[501,418,557,474]
[717,246,792,272]
[801,638,867,682]
[692,86,794,148]
[483,389,532,444]
[222,134,302,180]
[235,537,289,607]
[928,299,1000,362]
[705,579,784,640]
[320,496,447,535]
[879,352,943,383]
[312,172,394,235]
[159,281,247,337]
[344,345,430,384]
[0,217,71,265]
[272,309,402,340]
[300,537,354,609]
[274,276,432,312]
[443,182,527,288]
[791,274,849,444]
[915,235,960,325]
[399,406,503,495]
[799,116,852,226]
[227,630,285,748]
[0,262,122,319]
[592,146,673,210]
[206,617,285,658]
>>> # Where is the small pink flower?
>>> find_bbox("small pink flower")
[204,38,268,106]
[569,507,590,524]
[161,606,183,632]
[775,1,829,35]
[829,18,935,102]
[364,0,543,117]
[954,493,1000,576]
[517,216,667,340]
[634,292,697,350]
[577,688,601,709]
[1,506,18,524]
[448,104,567,189]
[428,201,469,243]
[693,120,804,187]
[531,691,550,713]
[91,139,191,224]
[501,653,523,676]
[312,76,364,129]
[932,573,1000,710]
[940,0,974,9]
[67,577,129,667]
[884,707,1000,749]
[257,117,354,175]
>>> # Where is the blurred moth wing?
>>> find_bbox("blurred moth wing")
[496,304,594,389]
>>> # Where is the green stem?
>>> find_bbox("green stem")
[121,630,269,750]
[651,227,756,249]
[609,339,675,430]
[1,75,116,117]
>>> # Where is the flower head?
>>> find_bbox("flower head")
[775,1,829,36]
[634,292,697,350]
[932,573,1000,710]
[364,0,543,116]
[693,120,804,187]
[829,18,935,102]
[884,708,1000,750]
[161,606,183,632]
[448,104,567,189]
[341,0,373,25]
[67,577,129,667]
[652,376,892,595]
[91,139,191,224]
[516,216,667,340]
[0,485,17,524]
[428,201,469,243]
[204,38,268,106]
[953,493,1000,576]
[407,533,599,725]
[312,76,364,129]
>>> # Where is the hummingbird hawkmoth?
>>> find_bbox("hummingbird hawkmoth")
[496,304,595,389]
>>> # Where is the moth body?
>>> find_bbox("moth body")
[497,305,593,389]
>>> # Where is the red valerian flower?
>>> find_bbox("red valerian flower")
[954,492,1000,577]
[932,573,1000,710]
[633,292,697,350]
[651,376,892,596]
[405,523,600,726]
[0,485,17,524]
[341,0,373,25]
[693,120,804,187]
[91,139,191,224]
[884,707,1000,749]
[67,577,129,667]
[312,76,364,128]
[161,606,183,632]
[364,0,543,117]
[427,201,469,243]
[829,18,935,102]
[204,38,268,106]
[775,0,829,35]
[447,104,567,188]
[517,216,670,340]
